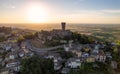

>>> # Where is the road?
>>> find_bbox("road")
[26,40,65,53]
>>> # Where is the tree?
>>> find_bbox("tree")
[20,56,54,74]
[71,33,95,44]
[23,33,37,39]
[69,62,115,74]
[68,70,80,74]
[0,36,6,42]
[58,51,74,59]
[17,35,25,43]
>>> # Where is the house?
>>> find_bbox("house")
[54,60,62,71]
[10,65,21,72]
[26,51,34,57]
[18,49,25,58]
[21,42,26,49]
[99,44,105,49]
[81,53,89,58]
[0,56,3,62]
[111,42,116,46]
[0,48,5,53]
[73,44,82,50]
[86,56,95,63]
[106,52,112,59]
[64,45,70,52]
[13,65,20,72]
[92,48,99,54]
[61,68,70,74]
[111,61,118,69]
[94,44,100,50]
[18,48,34,58]
[0,69,9,74]
[91,49,106,62]
[91,53,99,61]
[1,60,5,67]
[53,56,62,70]
[5,34,12,38]
[45,53,61,59]
[45,53,63,70]
[0,32,5,36]
[5,52,17,60]
[97,50,106,62]
[6,60,20,68]
[83,44,91,52]
[11,46,19,52]
[37,32,43,39]
[47,36,52,40]
[68,40,73,43]
[60,40,67,44]
[68,40,73,48]
[5,46,11,51]
[51,29,72,38]
[68,44,83,56]
[75,50,82,57]
[65,58,81,69]
[83,47,91,52]
[7,37,18,43]
[70,48,82,57]
[71,49,76,53]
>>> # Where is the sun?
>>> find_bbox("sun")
[27,5,48,23]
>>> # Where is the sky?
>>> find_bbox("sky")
[0,0,120,24]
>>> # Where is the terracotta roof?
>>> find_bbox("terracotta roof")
[99,50,105,56]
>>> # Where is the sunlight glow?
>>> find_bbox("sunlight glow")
[27,4,48,23]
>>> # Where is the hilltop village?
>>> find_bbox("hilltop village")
[0,23,120,74]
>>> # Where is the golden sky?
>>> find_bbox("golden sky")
[0,0,120,24]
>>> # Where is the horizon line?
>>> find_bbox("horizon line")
[0,22,120,25]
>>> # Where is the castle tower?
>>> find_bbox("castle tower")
[61,22,66,31]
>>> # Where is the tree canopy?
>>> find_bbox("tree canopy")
[20,56,54,74]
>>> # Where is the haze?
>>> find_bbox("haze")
[0,0,120,24]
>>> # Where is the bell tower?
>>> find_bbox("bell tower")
[61,22,66,31]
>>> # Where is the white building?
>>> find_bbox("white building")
[45,53,63,70]
[98,50,106,62]
[64,45,70,52]
[61,68,70,74]
[6,60,20,68]
[65,58,81,69]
